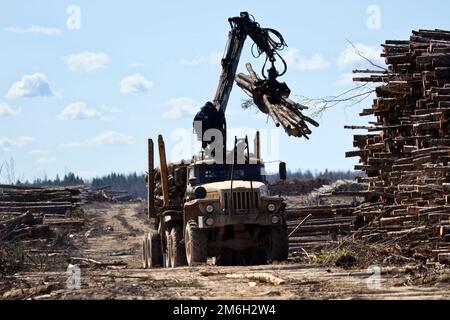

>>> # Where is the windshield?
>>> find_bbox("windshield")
[191,164,265,184]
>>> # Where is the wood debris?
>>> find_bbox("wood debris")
[226,272,286,285]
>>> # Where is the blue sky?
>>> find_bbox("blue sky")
[0,0,449,182]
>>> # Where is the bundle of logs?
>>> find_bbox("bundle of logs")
[346,29,450,264]
[152,163,187,210]
[236,63,319,139]
[0,184,82,215]
[287,205,357,255]
[84,186,135,203]
[0,212,50,242]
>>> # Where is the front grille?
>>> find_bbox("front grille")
[223,190,259,212]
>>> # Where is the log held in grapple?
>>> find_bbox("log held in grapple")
[236,63,319,139]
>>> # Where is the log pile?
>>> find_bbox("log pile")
[0,212,52,242]
[0,184,82,215]
[84,186,135,203]
[347,29,450,263]
[287,205,357,254]
[236,63,319,139]
[0,185,86,274]
[149,163,188,210]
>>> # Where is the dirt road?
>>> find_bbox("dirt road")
[5,203,450,300]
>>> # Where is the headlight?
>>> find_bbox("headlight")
[259,185,270,197]
[194,187,207,199]
[205,204,215,213]
[205,216,215,226]
[271,215,280,224]
[267,203,276,212]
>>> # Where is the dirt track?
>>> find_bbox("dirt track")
[4,203,450,300]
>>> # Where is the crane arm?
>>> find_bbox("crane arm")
[213,12,287,114]
[194,12,287,148]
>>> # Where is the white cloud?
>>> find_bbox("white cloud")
[120,73,153,93]
[0,102,20,116]
[164,97,198,119]
[6,73,56,99]
[36,157,57,165]
[284,48,331,70]
[337,43,384,70]
[5,25,61,36]
[30,149,51,156]
[0,136,34,148]
[63,51,111,73]
[61,131,133,148]
[179,51,222,66]
[58,102,101,120]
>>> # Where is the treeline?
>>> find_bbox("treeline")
[266,169,359,183]
[17,172,85,187]
[16,169,360,199]
[16,172,147,199]
[91,173,147,198]
[287,169,360,181]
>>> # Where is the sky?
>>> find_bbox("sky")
[0,0,449,182]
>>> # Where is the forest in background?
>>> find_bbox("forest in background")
[11,169,360,199]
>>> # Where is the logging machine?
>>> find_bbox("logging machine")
[142,13,295,268]
[193,11,290,148]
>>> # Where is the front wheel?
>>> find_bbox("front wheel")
[169,226,188,268]
[269,225,289,263]
[185,221,207,266]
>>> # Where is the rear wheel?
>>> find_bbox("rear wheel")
[165,230,172,268]
[147,232,163,267]
[185,221,207,266]
[269,225,289,263]
[250,247,268,265]
[169,226,187,267]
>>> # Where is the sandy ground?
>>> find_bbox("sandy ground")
[3,202,450,300]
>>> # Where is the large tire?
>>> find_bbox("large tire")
[147,232,163,268]
[185,221,207,266]
[250,247,268,265]
[165,230,172,268]
[142,234,149,269]
[169,226,188,268]
[269,225,289,263]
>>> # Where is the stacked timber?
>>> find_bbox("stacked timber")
[85,186,135,202]
[347,29,450,263]
[287,205,357,254]
[0,184,82,215]
[0,185,86,273]
[152,163,188,210]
